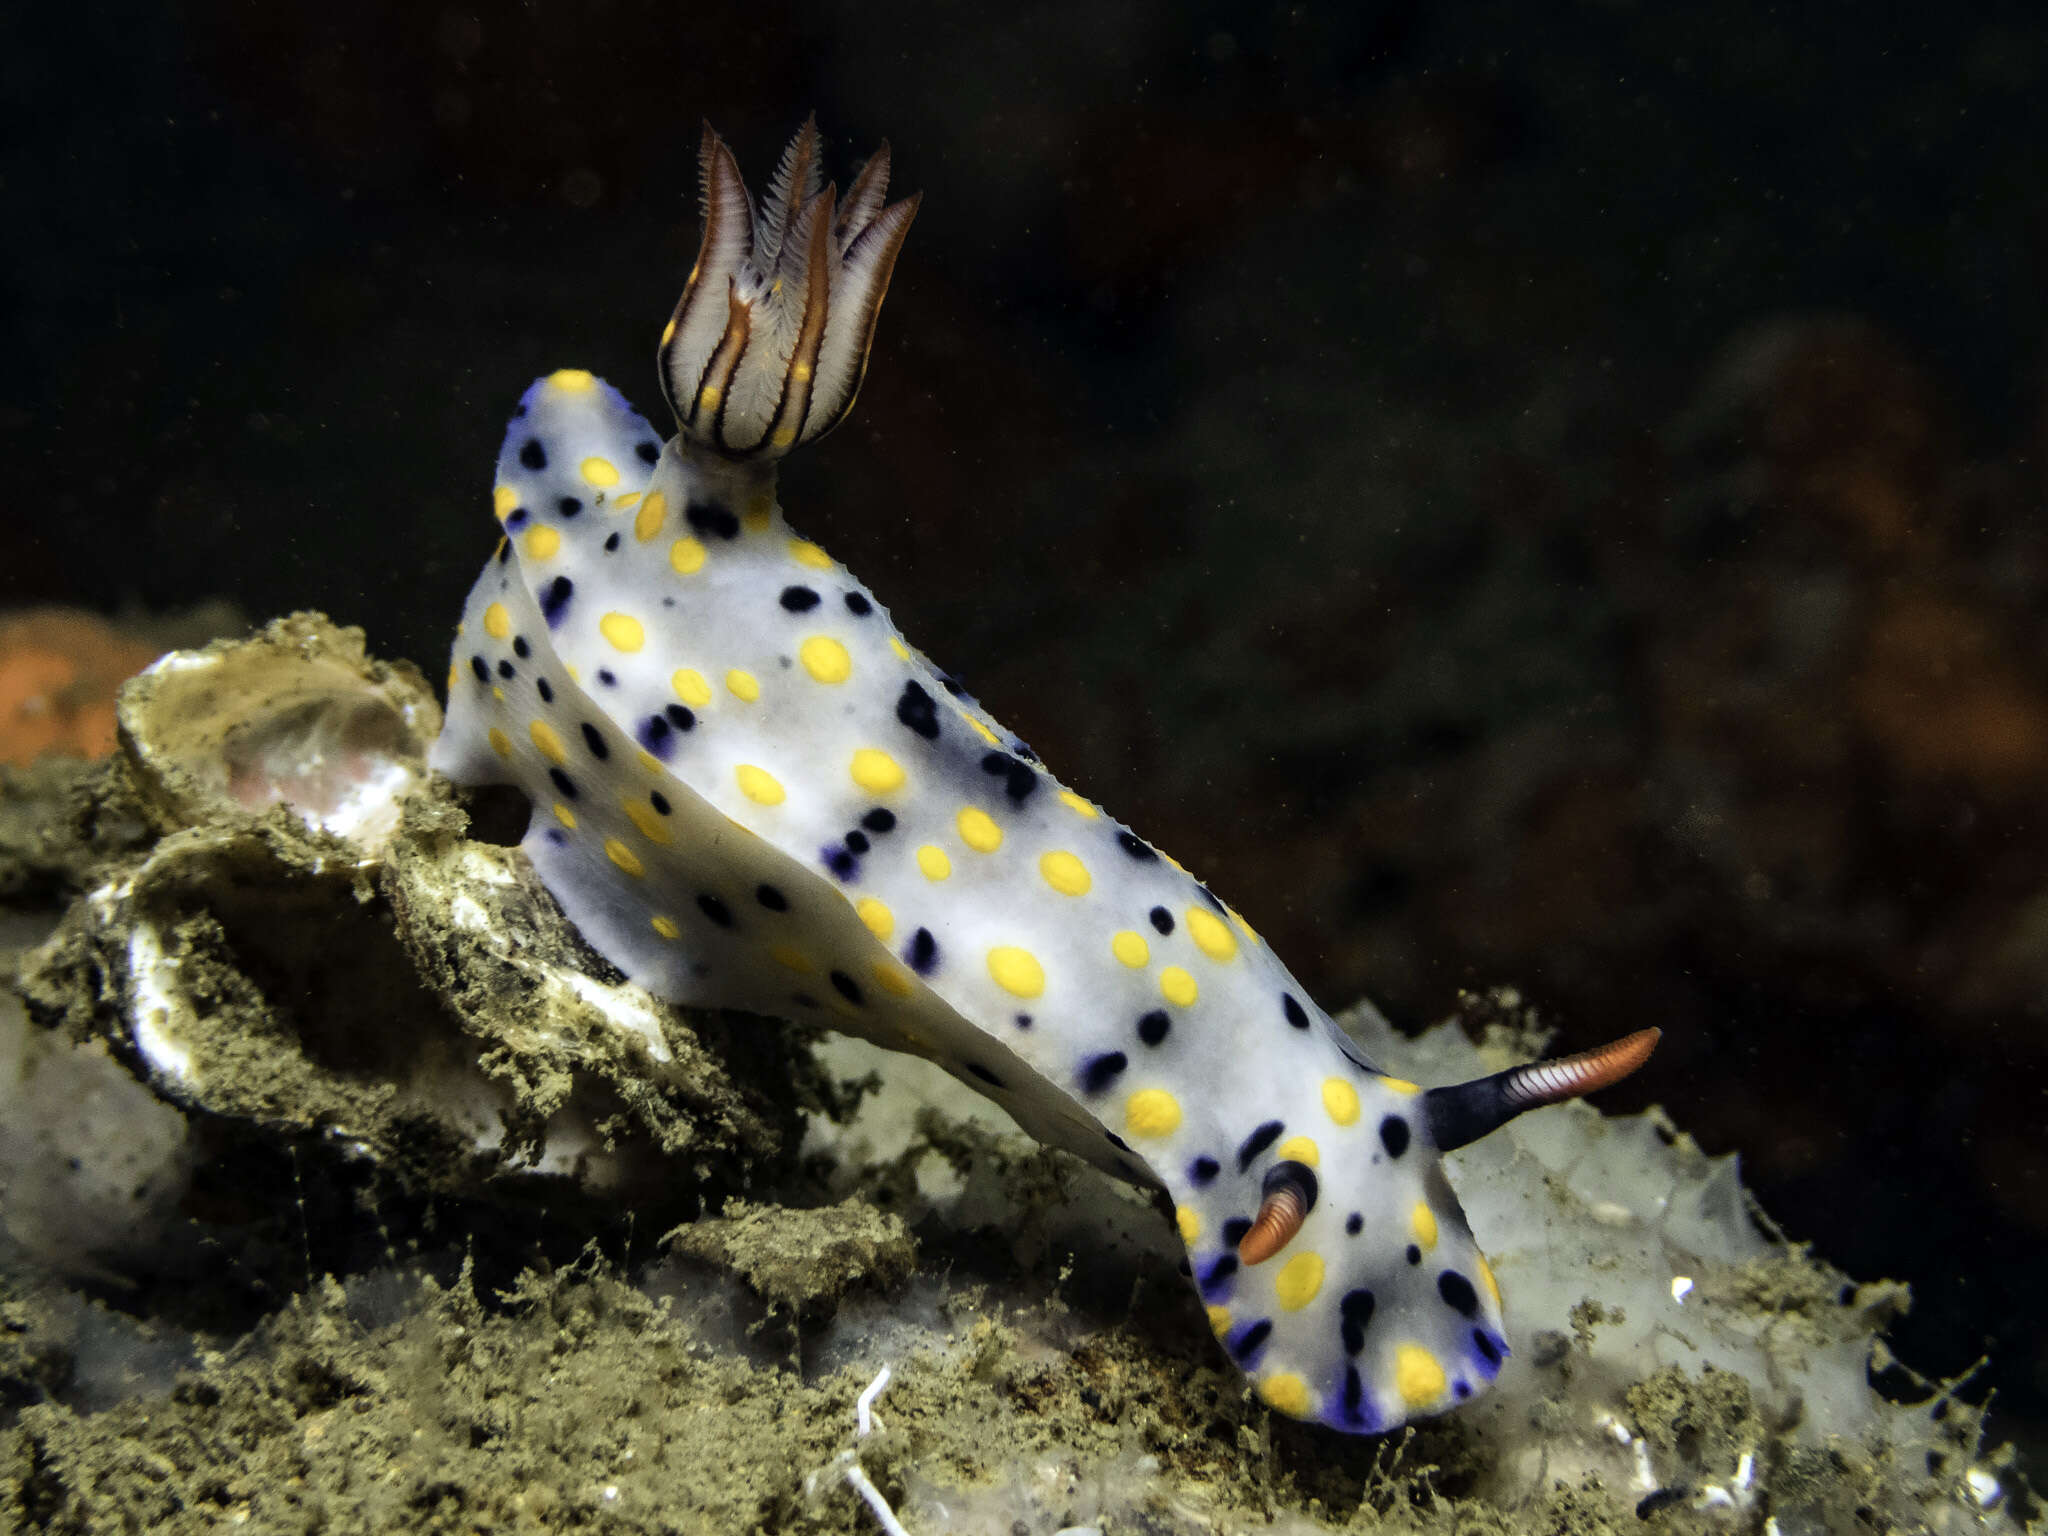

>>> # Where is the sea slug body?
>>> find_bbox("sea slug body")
[433,120,1656,1434]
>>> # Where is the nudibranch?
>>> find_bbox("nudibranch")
[433,120,1658,1433]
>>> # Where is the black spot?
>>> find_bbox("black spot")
[1636,1491,1690,1520]
[1012,742,1038,762]
[967,1063,1004,1089]
[496,540,512,565]
[1078,1052,1128,1096]
[548,767,577,799]
[649,791,671,815]
[686,499,739,540]
[1149,906,1174,935]
[1178,1258,1192,1277]
[504,508,528,529]
[1105,1131,1131,1152]
[557,496,582,517]
[597,668,616,687]
[1282,994,1310,1030]
[1221,1216,1252,1248]
[1345,1212,1363,1236]
[844,830,870,854]
[1189,1156,1220,1186]
[664,704,695,731]
[1472,1328,1504,1370]
[1342,1366,1367,1423]
[636,441,661,464]
[779,585,820,612]
[844,591,872,616]
[979,751,1037,804]
[1236,1120,1284,1172]
[519,437,547,470]
[1013,1013,1031,1028]
[1406,1244,1422,1266]
[938,674,964,698]
[1437,1271,1480,1318]
[638,715,673,758]
[603,531,620,552]
[1230,1320,1272,1361]
[829,970,863,1006]
[544,827,565,845]
[1196,883,1226,912]
[905,928,938,975]
[1116,831,1155,861]
[469,655,489,682]
[513,636,531,659]
[536,678,555,703]
[1136,1010,1171,1047]
[1454,1381,1471,1400]
[861,808,896,833]
[696,893,733,928]
[822,846,858,881]
[755,884,788,912]
[579,722,609,760]
[895,680,939,739]
[495,659,515,681]
[1340,1289,1377,1354]
[1200,1255,1238,1298]
[1378,1115,1410,1159]
[540,575,574,627]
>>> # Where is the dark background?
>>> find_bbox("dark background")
[7,0,2047,1468]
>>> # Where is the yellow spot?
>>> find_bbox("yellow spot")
[634,491,668,542]
[651,915,680,940]
[1206,1304,1233,1337]
[1395,1345,1447,1408]
[672,669,711,708]
[529,719,567,765]
[871,962,914,998]
[1159,966,1198,1006]
[1111,931,1149,968]
[771,944,813,974]
[581,456,620,488]
[1382,1077,1422,1097]
[549,368,595,392]
[917,844,951,881]
[617,492,641,510]
[856,897,894,940]
[850,748,904,794]
[1277,1135,1320,1168]
[1258,1373,1311,1418]
[957,806,1002,852]
[492,686,505,703]
[661,316,677,345]
[1176,1205,1202,1245]
[1275,1253,1325,1312]
[566,664,580,683]
[1057,790,1099,819]
[1227,906,1262,946]
[793,361,813,381]
[1185,907,1238,962]
[494,536,507,561]
[698,385,722,410]
[552,802,576,829]
[1124,1088,1182,1138]
[1322,1077,1360,1126]
[600,612,645,653]
[1411,1202,1439,1252]
[987,946,1044,998]
[624,798,673,845]
[788,538,833,570]
[726,669,760,702]
[483,602,511,640]
[493,485,517,520]
[1039,850,1091,896]
[670,536,707,575]
[636,751,662,775]
[735,764,784,804]
[447,661,459,691]
[487,727,512,759]
[744,488,775,529]
[1478,1255,1502,1309]
[770,426,797,448]
[888,636,912,661]
[605,839,644,878]
[800,635,852,684]
[963,714,1001,747]
[523,525,561,560]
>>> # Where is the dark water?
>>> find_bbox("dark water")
[8,0,2047,1463]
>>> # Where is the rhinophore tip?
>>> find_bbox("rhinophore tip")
[1424,1028,1661,1153]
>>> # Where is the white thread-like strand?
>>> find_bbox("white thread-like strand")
[857,1365,892,1437]
[844,1464,913,1536]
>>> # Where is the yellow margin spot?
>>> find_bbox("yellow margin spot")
[851,748,904,794]
[1258,1373,1311,1418]
[726,669,760,703]
[964,714,1001,747]
[581,456,620,488]
[1395,1345,1447,1408]
[483,602,511,640]
[1039,850,1091,896]
[1276,1135,1320,1168]
[735,764,784,804]
[549,368,595,392]
[1111,931,1149,968]
[1185,906,1239,962]
[1206,1304,1233,1337]
[1321,1077,1361,1126]
[600,612,646,653]
[635,491,668,542]
[1274,1253,1325,1312]
[1056,790,1099,819]
[523,525,561,561]
[672,668,711,708]
[957,806,1002,852]
[487,727,512,759]
[800,635,852,684]
[1159,966,1198,1006]
[624,799,673,845]
[1382,1078,1422,1097]
[529,719,567,765]
[1124,1088,1182,1138]
[670,536,707,575]
[1478,1255,1502,1309]
[651,915,680,940]
[855,897,894,940]
[1411,1202,1439,1251]
[788,538,832,569]
[605,838,644,878]
[552,802,576,829]
[1176,1205,1202,1245]
[871,962,914,998]
[917,845,951,881]
[986,946,1044,998]
[771,944,812,974]
[888,636,912,662]
[493,485,517,520]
